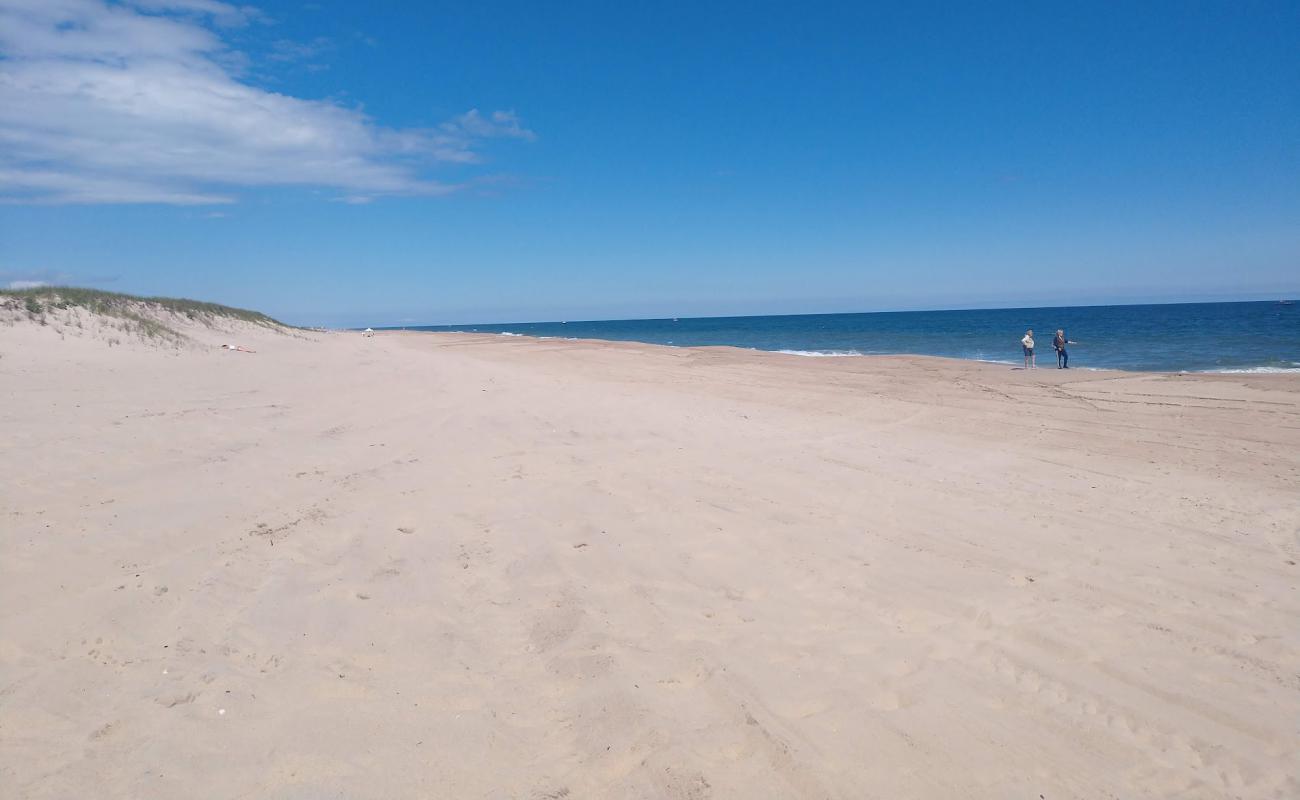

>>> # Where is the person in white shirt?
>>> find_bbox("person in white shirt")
[1021,329,1036,369]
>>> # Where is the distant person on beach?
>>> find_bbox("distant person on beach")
[1053,329,1072,369]
[1021,329,1036,369]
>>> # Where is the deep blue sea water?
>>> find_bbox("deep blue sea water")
[401,301,1299,373]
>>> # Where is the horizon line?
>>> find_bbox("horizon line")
[365,295,1298,331]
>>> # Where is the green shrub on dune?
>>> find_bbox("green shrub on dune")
[0,286,291,342]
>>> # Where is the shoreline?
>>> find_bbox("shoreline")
[383,328,1300,379]
[355,298,1300,376]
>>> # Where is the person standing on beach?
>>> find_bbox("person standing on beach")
[1021,329,1036,369]
[1053,329,1072,368]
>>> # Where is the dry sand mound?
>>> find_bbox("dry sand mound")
[0,288,310,355]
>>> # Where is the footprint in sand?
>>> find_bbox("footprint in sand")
[156,691,197,708]
[870,690,911,711]
[654,768,712,800]
[528,597,585,653]
[88,722,115,741]
[369,558,405,580]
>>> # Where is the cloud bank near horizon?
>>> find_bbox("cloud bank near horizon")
[0,0,533,205]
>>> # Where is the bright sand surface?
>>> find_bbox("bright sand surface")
[2,322,1298,799]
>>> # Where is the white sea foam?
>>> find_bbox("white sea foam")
[776,349,865,357]
[1197,366,1300,374]
[498,332,523,337]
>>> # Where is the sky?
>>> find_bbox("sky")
[1,0,1297,327]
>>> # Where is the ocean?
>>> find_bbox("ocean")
[402,301,1300,374]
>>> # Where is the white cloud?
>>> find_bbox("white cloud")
[129,0,267,27]
[0,0,534,205]
[267,36,331,64]
[2,266,119,287]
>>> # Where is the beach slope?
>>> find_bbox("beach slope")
[2,327,1297,799]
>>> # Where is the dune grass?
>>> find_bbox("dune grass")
[0,286,289,341]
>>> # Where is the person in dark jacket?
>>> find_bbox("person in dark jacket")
[1053,329,1073,369]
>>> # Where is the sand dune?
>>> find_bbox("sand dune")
[2,321,1297,799]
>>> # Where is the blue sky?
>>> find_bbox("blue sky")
[1,0,1297,326]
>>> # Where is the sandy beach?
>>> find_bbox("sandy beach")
[2,321,1298,799]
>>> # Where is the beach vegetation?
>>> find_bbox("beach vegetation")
[0,286,292,343]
